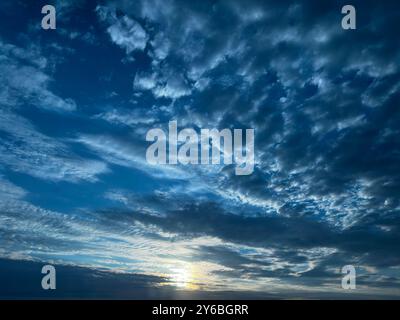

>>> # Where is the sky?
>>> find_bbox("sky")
[0,0,399,299]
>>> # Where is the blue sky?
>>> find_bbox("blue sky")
[0,0,400,299]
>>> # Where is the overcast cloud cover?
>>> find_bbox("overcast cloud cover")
[0,0,399,299]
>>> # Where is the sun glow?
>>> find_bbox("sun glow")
[169,265,198,290]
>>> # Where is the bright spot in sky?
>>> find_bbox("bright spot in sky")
[169,265,197,290]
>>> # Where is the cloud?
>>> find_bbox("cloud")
[96,5,149,54]
[0,175,27,201]
[133,69,192,99]
[95,193,400,272]
[0,109,108,182]
[75,133,192,180]
[0,41,77,112]
[94,108,157,127]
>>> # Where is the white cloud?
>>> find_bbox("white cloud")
[133,71,157,90]
[0,109,108,182]
[76,133,191,180]
[96,6,148,54]
[0,41,76,112]
[153,75,192,99]
[0,176,27,201]
[133,70,192,99]
[95,108,156,127]
[108,16,148,53]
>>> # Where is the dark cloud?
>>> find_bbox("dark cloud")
[95,195,400,269]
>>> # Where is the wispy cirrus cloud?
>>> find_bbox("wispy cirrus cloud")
[0,41,76,112]
[0,109,108,182]
[75,133,194,181]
